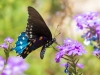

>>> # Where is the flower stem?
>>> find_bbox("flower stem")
[4,49,9,64]
[0,49,10,74]
[70,55,78,75]
[0,62,7,74]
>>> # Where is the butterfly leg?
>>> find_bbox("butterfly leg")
[40,45,46,59]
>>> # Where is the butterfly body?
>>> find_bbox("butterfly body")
[12,6,56,59]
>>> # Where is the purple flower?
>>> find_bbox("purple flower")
[74,12,100,46]
[4,37,13,43]
[60,62,70,74]
[74,12,99,30]
[60,62,69,68]
[0,37,13,50]
[93,50,100,56]
[0,57,5,71]
[75,12,99,31]
[55,38,86,63]
[92,46,100,58]
[8,57,29,74]
[0,43,8,49]
[76,63,84,68]
[55,52,64,62]
[0,56,29,75]
[95,22,100,35]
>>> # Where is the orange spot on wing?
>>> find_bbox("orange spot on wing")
[27,52,29,54]
[39,36,43,40]
[26,47,28,50]
[29,43,32,46]
[33,39,36,43]
[24,51,27,54]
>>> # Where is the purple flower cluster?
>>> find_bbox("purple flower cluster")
[0,37,13,49]
[0,56,29,75]
[74,12,99,30]
[74,12,100,42]
[4,37,13,44]
[74,12,100,58]
[55,38,86,62]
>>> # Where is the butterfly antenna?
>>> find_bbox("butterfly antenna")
[54,25,60,37]
[53,25,61,46]
[54,32,61,38]
[54,25,61,38]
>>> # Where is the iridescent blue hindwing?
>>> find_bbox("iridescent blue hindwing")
[12,32,29,54]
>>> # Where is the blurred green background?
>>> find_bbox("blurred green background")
[0,0,100,75]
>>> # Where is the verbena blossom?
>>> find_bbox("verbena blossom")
[4,37,13,44]
[74,12,99,30]
[60,63,70,74]
[74,12,100,45]
[76,63,84,69]
[0,37,13,49]
[55,38,86,63]
[0,57,4,71]
[55,38,86,74]
[93,46,100,58]
[74,12,100,59]
[0,43,8,49]
[93,50,100,58]
[64,63,70,74]
[0,56,29,75]
[0,37,14,66]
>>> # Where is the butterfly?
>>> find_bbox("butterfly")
[12,6,56,59]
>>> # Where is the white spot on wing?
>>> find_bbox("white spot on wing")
[30,28,32,31]
[29,32,32,34]
[31,25,33,28]
[30,35,32,38]
[20,46,23,49]
[22,37,25,40]
[25,34,27,36]
[20,41,23,44]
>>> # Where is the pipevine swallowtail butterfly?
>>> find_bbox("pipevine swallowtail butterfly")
[12,6,56,59]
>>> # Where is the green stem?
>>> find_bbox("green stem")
[0,63,7,74]
[0,49,10,74]
[4,49,9,64]
[70,55,78,75]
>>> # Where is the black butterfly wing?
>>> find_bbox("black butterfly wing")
[20,36,48,59]
[26,6,52,40]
